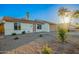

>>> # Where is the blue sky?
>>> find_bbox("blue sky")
[0,4,79,23]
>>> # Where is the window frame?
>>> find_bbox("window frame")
[14,22,21,30]
[37,24,42,30]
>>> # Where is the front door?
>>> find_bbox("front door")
[33,24,36,32]
[0,24,4,35]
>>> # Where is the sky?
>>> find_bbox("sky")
[0,4,79,23]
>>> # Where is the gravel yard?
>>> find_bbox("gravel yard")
[0,32,79,54]
[0,32,56,53]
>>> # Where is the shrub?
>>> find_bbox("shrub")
[14,37,19,40]
[12,33,16,36]
[42,44,52,54]
[68,29,70,32]
[22,31,26,34]
[57,27,67,43]
[39,34,43,37]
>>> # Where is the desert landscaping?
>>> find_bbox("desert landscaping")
[0,5,79,54]
[0,31,79,54]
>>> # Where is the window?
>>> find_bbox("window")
[14,22,21,30]
[37,24,42,29]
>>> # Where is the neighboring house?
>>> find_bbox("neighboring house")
[0,16,56,35]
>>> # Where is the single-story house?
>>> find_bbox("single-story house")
[0,16,56,35]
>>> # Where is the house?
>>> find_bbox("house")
[0,16,56,35]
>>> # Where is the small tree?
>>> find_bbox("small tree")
[57,7,70,43]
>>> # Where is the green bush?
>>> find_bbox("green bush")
[68,29,70,32]
[57,27,67,43]
[22,31,26,34]
[12,33,16,36]
[14,37,19,40]
[42,44,52,54]
[39,34,43,37]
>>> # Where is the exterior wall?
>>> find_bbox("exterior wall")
[36,23,50,32]
[4,22,50,35]
[4,22,33,35]
[21,23,33,33]
[4,22,14,35]
[49,24,56,31]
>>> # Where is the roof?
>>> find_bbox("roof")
[3,16,56,25]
